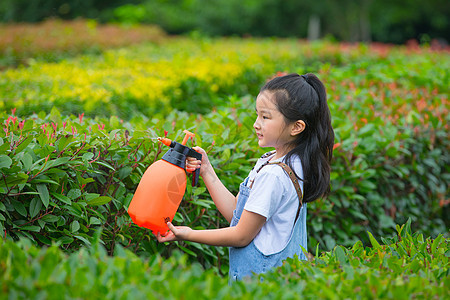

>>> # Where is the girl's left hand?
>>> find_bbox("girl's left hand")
[156,222,192,242]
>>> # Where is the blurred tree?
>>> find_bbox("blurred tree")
[1,0,448,44]
[370,0,450,44]
[0,0,140,22]
[316,0,372,42]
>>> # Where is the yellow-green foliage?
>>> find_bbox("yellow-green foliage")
[1,38,308,117]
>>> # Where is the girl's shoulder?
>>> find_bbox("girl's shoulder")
[252,151,303,182]
[262,153,303,178]
[260,150,276,159]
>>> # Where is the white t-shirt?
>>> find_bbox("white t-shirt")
[244,151,304,255]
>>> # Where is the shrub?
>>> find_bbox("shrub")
[0,19,166,69]
[0,220,448,299]
[1,36,448,272]
[0,102,259,272]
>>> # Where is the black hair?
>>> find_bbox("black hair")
[260,73,334,203]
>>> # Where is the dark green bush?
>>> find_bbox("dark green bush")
[0,103,260,272]
[1,87,448,273]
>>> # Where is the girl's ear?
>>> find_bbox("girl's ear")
[291,120,306,136]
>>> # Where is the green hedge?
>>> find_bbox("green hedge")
[1,220,448,299]
[1,97,448,273]
[0,104,259,272]
[1,37,448,273]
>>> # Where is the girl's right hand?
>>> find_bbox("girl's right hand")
[186,146,211,177]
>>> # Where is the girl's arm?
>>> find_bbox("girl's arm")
[157,210,266,247]
[187,146,237,223]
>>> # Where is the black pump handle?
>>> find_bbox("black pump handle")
[187,148,202,186]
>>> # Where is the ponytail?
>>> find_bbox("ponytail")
[261,73,334,202]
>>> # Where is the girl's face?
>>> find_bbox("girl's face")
[254,91,298,158]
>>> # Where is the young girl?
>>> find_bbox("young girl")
[157,73,334,282]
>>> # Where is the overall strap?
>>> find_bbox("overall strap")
[252,161,303,221]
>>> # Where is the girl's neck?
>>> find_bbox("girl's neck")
[270,150,287,161]
[271,144,294,160]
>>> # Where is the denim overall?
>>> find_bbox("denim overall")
[229,170,308,282]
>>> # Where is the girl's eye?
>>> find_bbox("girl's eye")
[255,111,269,119]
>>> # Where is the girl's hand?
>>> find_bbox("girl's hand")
[186,146,211,177]
[156,222,192,243]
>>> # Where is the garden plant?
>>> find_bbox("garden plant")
[0,20,448,298]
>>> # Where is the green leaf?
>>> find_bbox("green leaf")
[108,128,121,139]
[30,178,59,185]
[0,139,8,154]
[36,184,50,208]
[67,189,81,200]
[431,234,443,256]
[30,156,48,171]
[84,193,100,201]
[221,148,231,161]
[299,245,309,258]
[51,192,72,205]
[15,136,33,154]
[11,199,27,217]
[367,231,381,249]
[21,153,33,171]
[19,225,41,232]
[80,177,95,185]
[41,214,60,223]
[29,198,42,218]
[177,244,197,257]
[335,246,348,264]
[74,235,91,246]
[70,221,80,233]
[56,135,74,152]
[89,217,101,225]
[46,157,72,170]
[65,205,83,218]
[92,161,115,171]
[193,186,206,196]
[118,166,132,179]
[87,196,111,206]
[56,216,66,226]
[82,152,94,161]
[396,243,408,257]
[404,217,412,237]
[35,233,51,245]
[57,236,74,244]
[381,236,391,246]
[396,224,403,236]
[0,173,29,188]
[0,155,12,168]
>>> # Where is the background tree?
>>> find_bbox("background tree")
[1,0,448,44]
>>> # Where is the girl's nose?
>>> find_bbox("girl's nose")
[253,118,260,130]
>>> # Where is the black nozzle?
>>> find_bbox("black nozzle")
[161,141,202,186]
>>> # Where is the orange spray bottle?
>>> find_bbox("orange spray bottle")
[127,130,202,235]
